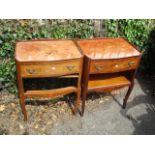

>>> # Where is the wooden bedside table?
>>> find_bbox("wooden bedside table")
[76,38,142,115]
[15,39,83,121]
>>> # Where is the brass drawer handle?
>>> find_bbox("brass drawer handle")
[26,69,36,74]
[66,65,75,71]
[128,61,135,68]
[94,64,104,71]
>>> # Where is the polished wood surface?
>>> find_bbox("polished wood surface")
[88,76,131,91]
[20,59,81,77]
[15,39,83,121]
[16,40,82,62]
[76,38,140,59]
[24,86,77,98]
[81,56,91,115]
[90,56,141,74]
[16,61,27,121]
[76,38,142,115]
[77,38,139,59]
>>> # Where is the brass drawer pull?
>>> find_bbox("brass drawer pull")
[26,69,36,74]
[51,66,56,70]
[114,64,119,68]
[94,64,104,71]
[128,61,135,68]
[66,65,75,71]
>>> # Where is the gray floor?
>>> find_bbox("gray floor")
[0,74,155,134]
[47,75,155,135]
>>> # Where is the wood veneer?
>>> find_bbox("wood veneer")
[76,37,142,115]
[15,39,83,121]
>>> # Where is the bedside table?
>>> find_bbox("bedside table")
[76,38,142,115]
[15,39,83,121]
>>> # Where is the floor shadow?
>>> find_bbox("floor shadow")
[111,94,123,107]
[119,73,155,135]
[117,29,155,134]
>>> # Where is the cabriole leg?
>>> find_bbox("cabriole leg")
[123,83,134,109]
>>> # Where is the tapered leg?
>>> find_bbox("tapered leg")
[73,57,83,115]
[16,61,27,121]
[73,89,81,114]
[123,83,134,109]
[81,87,87,116]
[19,96,27,121]
[80,56,90,116]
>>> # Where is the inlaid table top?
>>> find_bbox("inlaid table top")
[76,38,140,59]
[15,40,82,62]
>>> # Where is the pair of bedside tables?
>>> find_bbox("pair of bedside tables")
[15,38,141,121]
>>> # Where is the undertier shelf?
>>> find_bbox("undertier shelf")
[24,86,77,98]
[88,75,131,92]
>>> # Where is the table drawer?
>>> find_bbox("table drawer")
[90,56,141,74]
[20,59,82,77]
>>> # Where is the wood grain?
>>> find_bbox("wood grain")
[16,40,82,62]
[76,38,142,115]
[24,86,77,98]
[88,76,131,92]
[90,56,141,74]
[15,39,83,121]
[20,59,81,77]
[76,38,141,59]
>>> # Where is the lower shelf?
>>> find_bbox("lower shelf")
[24,86,77,98]
[88,76,131,92]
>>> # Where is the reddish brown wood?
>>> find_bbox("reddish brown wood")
[76,37,142,115]
[122,82,134,108]
[16,40,82,62]
[24,86,77,98]
[20,59,81,78]
[81,56,91,116]
[88,76,131,92]
[90,56,141,74]
[16,60,27,121]
[76,38,140,59]
[15,39,83,121]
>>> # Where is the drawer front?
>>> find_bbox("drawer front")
[20,59,82,77]
[90,57,141,74]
